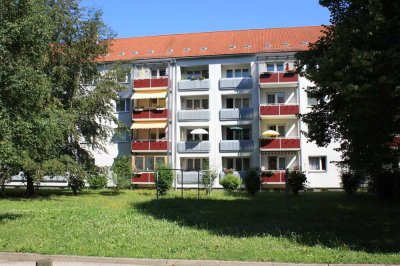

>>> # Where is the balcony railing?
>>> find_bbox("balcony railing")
[177,141,210,153]
[261,170,286,183]
[131,140,168,151]
[260,138,300,150]
[176,171,204,184]
[259,72,298,84]
[219,140,254,152]
[177,79,210,91]
[219,108,254,120]
[132,109,168,119]
[132,172,155,183]
[178,110,210,121]
[133,78,168,89]
[259,104,299,116]
[219,77,253,90]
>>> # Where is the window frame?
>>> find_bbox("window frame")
[308,156,327,172]
[225,68,250,78]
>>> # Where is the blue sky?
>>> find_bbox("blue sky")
[80,0,330,38]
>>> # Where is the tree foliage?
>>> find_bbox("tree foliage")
[296,0,400,198]
[0,0,122,196]
[155,164,173,196]
[111,156,132,191]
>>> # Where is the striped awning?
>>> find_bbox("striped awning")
[130,121,167,129]
[261,151,298,156]
[132,90,167,99]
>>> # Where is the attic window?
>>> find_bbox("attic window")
[183,48,191,52]
[166,48,174,53]
[147,49,154,54]
[282,42,290,46]
[228,44,236,49]
[200,46,208,51]
[132,51,139,55]
[264,43,272,48]
[118,52,125,56]
[244,44,252,48]
[301,41,309,45]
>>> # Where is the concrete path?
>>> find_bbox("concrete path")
[0,252,396,266]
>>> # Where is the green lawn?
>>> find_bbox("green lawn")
[0,189,399,264]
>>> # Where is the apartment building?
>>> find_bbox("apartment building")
[95,26,342,189]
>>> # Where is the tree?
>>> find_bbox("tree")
[111,156,132,191]
[296,0,400,199]
[155,164,173,196]
[0,0,123,196]
[243,167,261,196]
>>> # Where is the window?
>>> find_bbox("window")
[226,97,250,108]
[185,129,209,141]
[267,93,285,104]
[134,156,166,172]
[185,99,208,110]
[268,125,285,137]
[116,98,130,112]
[226,68,250,78]
[186,158,209,171]
[226,128,251,140]
[112,128,130,142]
[309,156,327,171]
[117,73,130,83]
[135,157,144,171]
[225,158,250,171]
[185,69,208,79]
[150,68,167,78]
[307,93,318,106]
[155,156,165,166]
[265,62,285,72]
[268,157,286,170]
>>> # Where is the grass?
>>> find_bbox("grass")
[0,189,399,264]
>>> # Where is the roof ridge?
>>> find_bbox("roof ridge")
[112,25,325,40]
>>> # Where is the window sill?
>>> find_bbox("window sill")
[308,170,327,173]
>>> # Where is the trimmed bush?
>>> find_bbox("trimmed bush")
[220,174,241,192]
[341,171,364,195]
[111,156,132,191]
[287,170,307,196]
[87,174,108,189]
[155,164,173,195]
[244,167,261,195]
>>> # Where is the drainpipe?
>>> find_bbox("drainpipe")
[172,58,177,189]
[256,56,262,172]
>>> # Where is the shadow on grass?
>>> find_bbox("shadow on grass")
[0,212,23,222]
[134,192,400,253]
[0,188,90,200]
[99,190,124,196]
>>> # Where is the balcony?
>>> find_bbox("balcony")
[133,78,168,89]
[176,171,204,184]
[219,77,253,90]
[261,170,286,183]
[219,108,254,120]
[259,105,299,117]
[178,110,210,122]
[177,79,210,91]
[132,109,168,120]
[131,140,168,151]
[219,140,254,152]
[177,141,210,153]
[259,73,298,88]
[132,172,155,183]
[260,138,300,150]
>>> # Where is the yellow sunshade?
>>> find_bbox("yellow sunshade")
[132,90,167,99]
[131,121,167,129]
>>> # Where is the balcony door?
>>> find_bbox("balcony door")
[268,125,285,137]
[267,93,285,105]
[268,157,286,170]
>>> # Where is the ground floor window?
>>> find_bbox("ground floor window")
[184,158,209,171]
[224,157,250,171]
[134,156,166,171]
[309,156,327,171]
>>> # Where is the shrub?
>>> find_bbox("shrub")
[87,173,108,189]
[244,167,261,196]
[111,156,132,191]
[155,164,173,195]
[287,170,307,196]
[220,174,241,192]
[202,169,218,195]
[341,171,364,195]
[369,170,400,200]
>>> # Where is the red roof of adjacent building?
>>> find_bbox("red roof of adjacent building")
[98,26,325,62]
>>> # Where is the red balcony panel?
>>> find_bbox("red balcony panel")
[260,105,279,116]
[132,140,167,151]
[259,73,298,84]
[280,105,299,115]
[149,141,168,150]
[132,109,168,119]
[262,171,286,183]
[132,172,155,183]
[260,138,300,150]
[133,78,168,89]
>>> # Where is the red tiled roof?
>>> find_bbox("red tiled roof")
[98,26,325,62]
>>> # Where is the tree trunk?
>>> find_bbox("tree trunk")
[25,174,35,197]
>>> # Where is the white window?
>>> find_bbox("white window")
[185,129,209,141]
[268,125,285,137]
[267,93,285,104]
[134,156,166,171]
[185,99,209,110]
[186,158,209,171]
[266,62,284,72]
[225,158,250,171]
[185,69,209,79]
[150,68,167,78]
[268,157,286,170]
[226,97,250,108]
[307,94,318,106]
[309,156,327,171]
[226,68,250,78]
[116,98,130,112]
